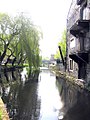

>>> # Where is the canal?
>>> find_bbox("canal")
[1,67,90,120]
[0,68,63,120]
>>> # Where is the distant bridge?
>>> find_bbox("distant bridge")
[40,67,49,70]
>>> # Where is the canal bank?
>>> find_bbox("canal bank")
[51,65,90,120]
[0,97,9,120]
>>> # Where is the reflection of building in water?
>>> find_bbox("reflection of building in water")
[57,77,90,120]
[66,0,90,82]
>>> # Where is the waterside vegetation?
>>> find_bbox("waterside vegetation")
[0,13,42,82]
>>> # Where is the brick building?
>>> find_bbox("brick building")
[66,0,90,82]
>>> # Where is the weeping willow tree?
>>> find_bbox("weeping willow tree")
[0,13,42,77]
[18,15,42,76]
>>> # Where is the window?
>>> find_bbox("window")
[87,0,90,8]
[70,59,74,70]
[83,7,90,20]
[70,38,75,48]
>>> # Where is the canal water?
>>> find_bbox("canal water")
[1,67,90,120]
[38,69,63,120]
[0,68,64,120]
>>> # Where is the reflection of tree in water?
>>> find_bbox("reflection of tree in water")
[0,70,41,120]
[17,82,41,120]
[1,70,22,119]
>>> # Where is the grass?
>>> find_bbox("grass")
[0,109,3,120]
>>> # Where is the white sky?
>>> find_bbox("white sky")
[0,0,72,58]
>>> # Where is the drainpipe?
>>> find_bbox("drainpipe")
[58,46,65,66]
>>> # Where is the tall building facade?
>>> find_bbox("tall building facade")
[66,0,90,81]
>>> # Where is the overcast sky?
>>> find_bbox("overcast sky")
[0,0,72,58]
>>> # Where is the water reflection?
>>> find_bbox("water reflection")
[56,77,90,120]
[38,70,63,120]
[1,68,90,120]
[0,69,41,120]
[17,82,41,120]
[0,68,64,120]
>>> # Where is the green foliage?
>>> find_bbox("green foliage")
[0,109,3,120]
[55,30,66,59]
[18,15,42,74]
[0,13,42,76]
[54,50,60,59]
